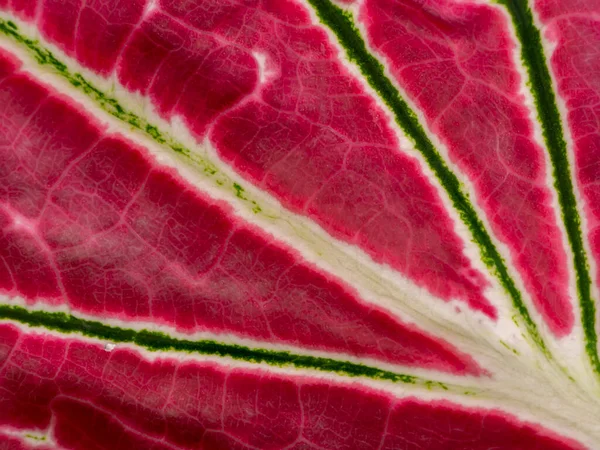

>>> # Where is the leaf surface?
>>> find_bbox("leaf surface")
[0,0,598,448]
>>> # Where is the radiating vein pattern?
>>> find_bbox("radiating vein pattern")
[0,0,598,447]
[0,47,481,374]
[0,0,499,316]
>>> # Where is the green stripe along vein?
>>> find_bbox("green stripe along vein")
[496,0,600,375]
[305,1,549,353]
[0,304,437,387]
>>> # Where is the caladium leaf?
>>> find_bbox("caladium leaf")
[0,0,598,448]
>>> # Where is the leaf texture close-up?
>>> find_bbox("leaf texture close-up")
[0,0,599,448]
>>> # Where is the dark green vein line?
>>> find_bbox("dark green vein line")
[306,0,548,354]
[0,304,430,386]
[496,0,599,374]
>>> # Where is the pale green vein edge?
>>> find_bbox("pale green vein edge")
[495,0,599,375]
[305,1,550,355]
[0,20,262,214]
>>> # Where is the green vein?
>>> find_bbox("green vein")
[0,304,431,386]
[305,1,548,354]
[496,0,599,374]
